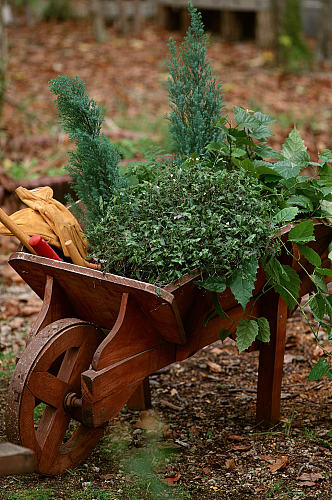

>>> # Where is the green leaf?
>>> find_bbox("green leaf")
[264,257,290,283]
[272,159,302,179]
[282,127,307,160]
[308,358,331,381]
[288,220,315,243]
[315,268,332,277]
[311,273,328,293]
[236,318,259,352]
[212,292,226,319]
[203,309,218,327]
[233,107,274,140]
[252,160,283,178]
[297,245,322,267]
[310,293,327,320]
[220,328,230,342]
[253,144,280,159]
[273,207,299,224]
[319,163,332,186]
[196,277,227,293]
[256,317,270,342]
[272,265,301,311]
[229,256,259,310]
[319,149,332,164]
[285,195,313,212]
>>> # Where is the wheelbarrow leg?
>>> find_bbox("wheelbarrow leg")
[127,377,151,411]
[256,292,288,425]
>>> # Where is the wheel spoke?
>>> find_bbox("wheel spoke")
[36,405,70,473]
[58,338,98,391]
[27,372,69,408]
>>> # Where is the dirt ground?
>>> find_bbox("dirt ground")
[0,15,331,500]
[0,257,331,500]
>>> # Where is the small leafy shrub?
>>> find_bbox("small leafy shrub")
[87,161,277,286]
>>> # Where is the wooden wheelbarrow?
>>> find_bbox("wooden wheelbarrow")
[5,222,332,475]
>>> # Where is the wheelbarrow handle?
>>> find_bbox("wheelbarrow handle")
[0,207,37,255]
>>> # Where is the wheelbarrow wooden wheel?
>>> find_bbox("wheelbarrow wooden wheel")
[6,318,105,475]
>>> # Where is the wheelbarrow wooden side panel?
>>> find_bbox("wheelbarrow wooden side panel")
[9,252,186,345]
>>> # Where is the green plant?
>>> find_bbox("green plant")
[167,2,223,158]
[52,4,332,375]
[49,75,124,227]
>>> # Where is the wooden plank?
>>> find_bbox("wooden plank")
[156,0,270,12]
[9,252,186,344]
[127,377,151,411]
[82,343,175,427]
[256,293,288,424]
[92,293,164,370]
[0,442,34,476]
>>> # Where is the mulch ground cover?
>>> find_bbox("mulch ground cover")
[0,15,331,500]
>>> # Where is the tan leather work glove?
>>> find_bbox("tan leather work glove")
[0,207,60,247]
[6,186,87,258]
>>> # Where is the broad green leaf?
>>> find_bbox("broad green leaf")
[282,127,307,160]
[297,245,322,267]
[286,195,313,212]
[319,163,332,186]
[264,257,290,283]
[320,200,332,221]
[272,265,301,311]
[229,256,259,310]
[252,160,283,177]
[273,207,299,224]
[272,159,302,179]
[253,144,280,159]
[236,318,259,352]
[329,242,332,261]
[319,149,332,164]
[256,317,270,342]
[220,328,230,342]
[233,107,274,140]
[212,292,226,319]
[315,267,332,277]
[311,273,328,293]
[310,293,327,321]
[308,358,331,381]
[196,277,227,293]
[288,220,315,243]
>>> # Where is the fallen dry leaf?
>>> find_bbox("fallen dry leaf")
[227,434,245,441]
[269,456,290,473]
[206,360,222,373]
[298,472,324,483]
[134,410,163,432]
[225,458,236,470]
[202,467,211,474]
[163,472,181,486]
[232,444,251,451]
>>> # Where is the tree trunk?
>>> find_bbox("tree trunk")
[90,0,106,42]
[0,0,7,119]
[316,0,332,62]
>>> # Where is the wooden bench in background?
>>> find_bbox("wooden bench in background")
[156,0,274,47]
